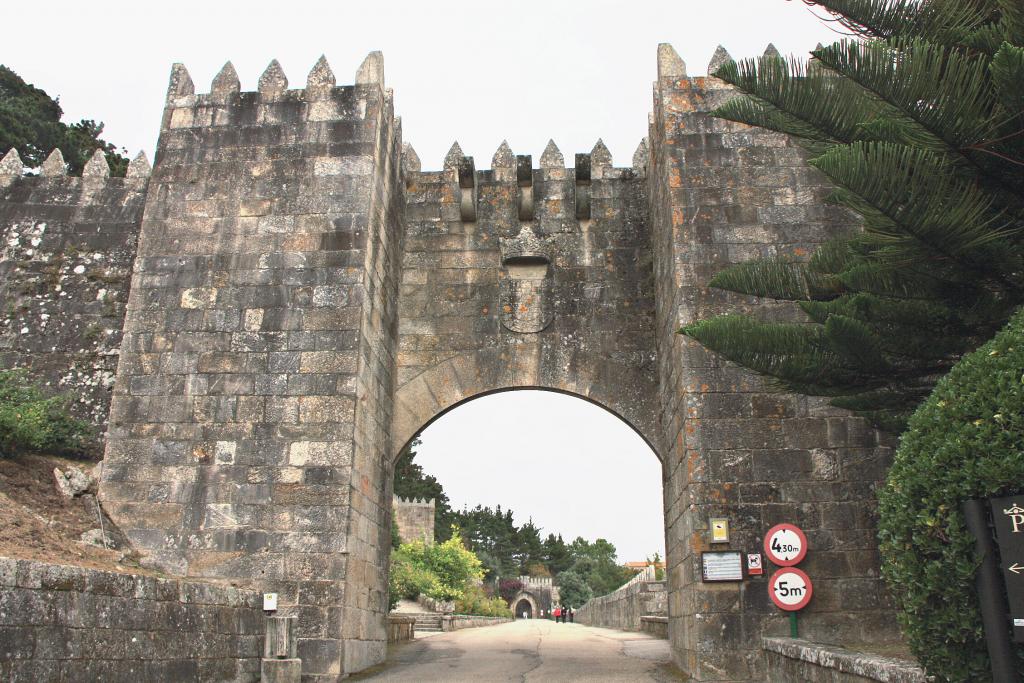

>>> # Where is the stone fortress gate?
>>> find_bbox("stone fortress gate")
[0,46,899,681]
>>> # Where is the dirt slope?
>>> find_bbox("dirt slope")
[0,453,149,574]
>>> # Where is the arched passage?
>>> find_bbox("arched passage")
[513,592,539,619]
[391,349,661,463]
[386,387,665,646]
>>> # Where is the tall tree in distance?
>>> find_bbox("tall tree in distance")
[568,537,633,597]
[514,520,545,574]
[0,65,128,176]
[680,1,1024,430]
[542,533,574,576]
[456,504,519,578]
[555,569,592,609]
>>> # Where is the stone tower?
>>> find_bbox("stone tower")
[393,496,434,545]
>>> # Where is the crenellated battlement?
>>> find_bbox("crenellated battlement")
[392,496,435,507]
[0,147,151,194]
[407,137,648,177]
[161,52,390,133]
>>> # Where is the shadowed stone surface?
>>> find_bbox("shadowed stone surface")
[649,68,898,681]
[576,577,667,632]
[763,638,925,683]
[0,558,264,682]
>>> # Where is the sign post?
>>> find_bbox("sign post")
[764,523,811,638]
[990,495,1024,644]
[963,498,1019,683]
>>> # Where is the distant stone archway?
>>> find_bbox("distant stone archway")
[512,592,539,620]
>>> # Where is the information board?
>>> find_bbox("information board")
[701,551,743,582]
[989,494,1024,643]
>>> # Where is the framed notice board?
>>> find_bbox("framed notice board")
[701,551,744,582]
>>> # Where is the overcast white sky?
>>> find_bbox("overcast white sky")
[5,0,840,169]
[4,0,839,565]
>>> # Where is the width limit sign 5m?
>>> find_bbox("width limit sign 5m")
[769,568,813,611]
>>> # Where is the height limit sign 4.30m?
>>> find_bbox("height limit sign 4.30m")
[764,523,807,566]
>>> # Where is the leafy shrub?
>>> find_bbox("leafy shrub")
[387,532,485,607]
[0,369,89,457]
[498,578,524,605]
[454,584,512,618]
[878,307,1024,681]
[389,545,439,605]
[421,534,484,600]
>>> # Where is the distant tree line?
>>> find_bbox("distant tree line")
[393,440,639,604]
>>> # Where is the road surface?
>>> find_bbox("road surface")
[351,619,683,682]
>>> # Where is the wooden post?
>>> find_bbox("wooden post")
[261,616,300,683]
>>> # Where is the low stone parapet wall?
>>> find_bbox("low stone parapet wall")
[444,615,513,631]
[387,615,416,643]
[575,578,667,632]
[640,615,668,639]
[763,637,926,683]
[417,594,455,614]
[0,557,264,681]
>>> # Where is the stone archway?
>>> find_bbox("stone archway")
[391,350,661,463]
[512,592,539,620]
[515,599,534,619]
[91,49,900,681]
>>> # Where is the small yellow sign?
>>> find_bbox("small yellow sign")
[710,518,730,543]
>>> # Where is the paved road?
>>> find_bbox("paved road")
[351,619,683,682]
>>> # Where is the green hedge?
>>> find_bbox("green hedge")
[879,308,1024,681]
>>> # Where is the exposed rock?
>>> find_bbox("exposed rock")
[53,466,94,498]
[79,528,114,548]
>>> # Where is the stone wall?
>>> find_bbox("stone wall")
[0,43,911,682]
[649,44,899,681]
[392,138,659,458]
[444,614,513,631]
[98,54,403,680]
[0,557,264,681]
[575,577,667,632]
[340,55,406,672]
[0,154,148,449]
[763,638,925,683]
[386,615,415,643]
[393,496,434,544]
[641,615,668,638]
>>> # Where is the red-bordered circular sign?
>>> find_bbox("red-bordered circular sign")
[768,568,813,611]
[763,523,808,566]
